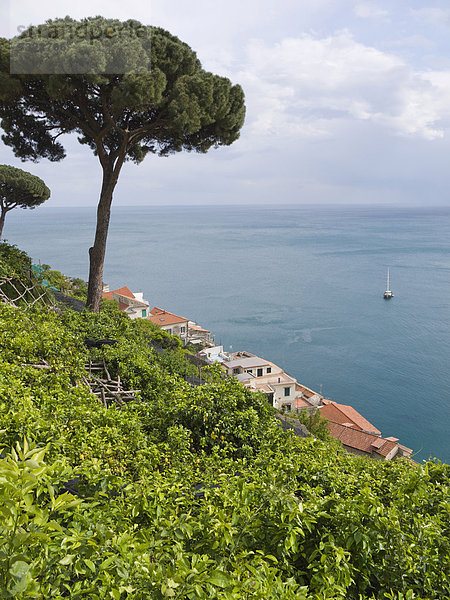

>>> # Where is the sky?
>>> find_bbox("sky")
[2,0,450,206]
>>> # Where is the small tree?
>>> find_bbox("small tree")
[297,408,331,440]
[0,17,246,311]
[0,164,50,240]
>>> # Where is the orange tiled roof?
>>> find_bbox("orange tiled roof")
[149,307,188,326]
[102,286,148,310]
[374,440,398,458]
[189,324,210,333]
[295,397,312,409]
[320,400,381,435]
[101,286,135,300]
[327,421,397,458]
[295,383,322,399]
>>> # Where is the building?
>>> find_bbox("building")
[197,345,229,363]
[319,400,381,436]
[187,322,213,347]
[326,421,413,461]
[245,371,299,411]
[148,307,189,344]
[295,383,324,409]
[222,352,304,411]
[222,354,283,379]
[102,285,150,319]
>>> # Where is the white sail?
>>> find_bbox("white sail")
[384,268,393,298]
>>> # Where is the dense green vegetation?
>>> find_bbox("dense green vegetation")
[0,244,449,599]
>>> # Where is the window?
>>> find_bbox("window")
[246,369,253,373]
[284,387,291,397]
[266,367,272,374]
[180,326,186,334]
[167,328,172,335]
[233,368,240,375]
[141,309,147,317]
[284,404,292,411]
[257,368,263,377]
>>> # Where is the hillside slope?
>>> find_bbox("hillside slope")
[0,243,449,599]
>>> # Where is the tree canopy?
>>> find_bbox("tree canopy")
[0,17,246,309]
[0,164,50,239]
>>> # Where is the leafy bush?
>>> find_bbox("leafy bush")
[0,241,32,277]
[0,250,449,599]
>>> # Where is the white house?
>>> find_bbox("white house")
[148,307,189,344]
[102,285,150,319]
[222,352,303,411]
[187,322,213,346]
[244,371,299,411]
[222,355,283,379]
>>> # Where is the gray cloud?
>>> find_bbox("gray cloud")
[1,0,450,207]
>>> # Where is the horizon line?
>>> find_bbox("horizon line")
[40,202,450,209]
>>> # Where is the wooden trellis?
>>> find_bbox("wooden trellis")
[18,358,139,410]
[82,359,140,409]
[0,276,54,310]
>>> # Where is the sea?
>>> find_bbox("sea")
[3,204,450,464]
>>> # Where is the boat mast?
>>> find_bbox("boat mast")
[386,268,390,292]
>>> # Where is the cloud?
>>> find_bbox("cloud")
[236,32,450,142]
[411,8,450,29]
[354,2,390,21]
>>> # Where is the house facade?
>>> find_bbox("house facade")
[222,352,303,411]
[222,355,283,379]
[148,307,189,344]
[246,372,299,411]
[187,322,213,347]
[102,286,150,319]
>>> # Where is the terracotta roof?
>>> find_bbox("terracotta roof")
[374,440,398,458]
[295,396,312,409]
[370,437,386,449]
[295,383,321,398]
[105,286,135,299]
[102,286,148,308]
[189,324,210,333]
[320,400,381,435]
[149,307,188,326]
[327,421,397,458]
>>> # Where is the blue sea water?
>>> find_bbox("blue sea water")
[3,204,450,464]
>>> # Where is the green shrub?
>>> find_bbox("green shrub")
[0,257,449,599]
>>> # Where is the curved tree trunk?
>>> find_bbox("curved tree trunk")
[86,164,119,312]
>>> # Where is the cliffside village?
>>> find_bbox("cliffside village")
[103,284,414,463]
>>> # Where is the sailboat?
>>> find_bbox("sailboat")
[384,268,393,299]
